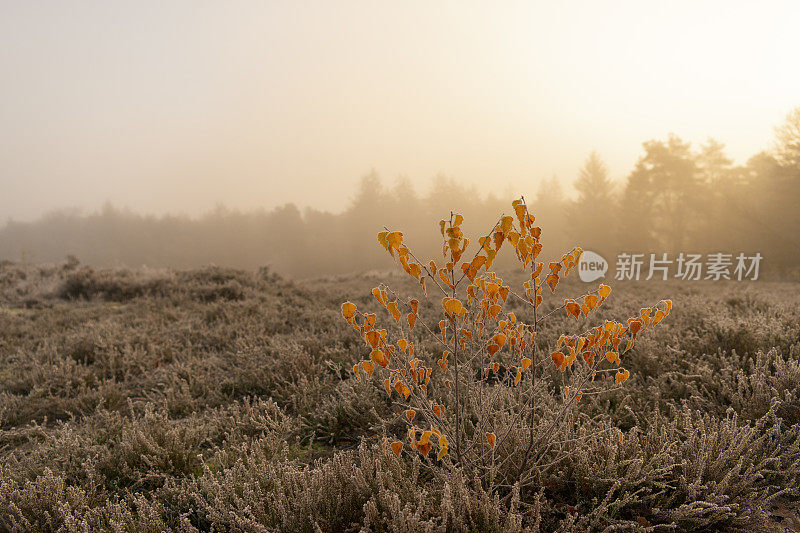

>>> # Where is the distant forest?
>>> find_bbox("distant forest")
[2,108,800,278]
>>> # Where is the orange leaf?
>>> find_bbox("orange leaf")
[362,360,375,377]
[433,404,443,419]
[598,284,611,299]
[417,442,432,457]
[384,378,392,396]
[565,300,581,319]
[521,357,532,370]
[371,287,386,306]
[405,409,416,422]
[551,351,565,368]
[366,330,381,348]
[514,203,526,225]
[341,302,357,319]
[546,273,559,292]
[394,381,411,399]
[387,301,401,322]
[486,432,496,448]
[390,441,403,456]
[442,297,465,316]
[370,349,388,367]
[498,286,510,301]
[386,231,403,252]
[407,313,417,330]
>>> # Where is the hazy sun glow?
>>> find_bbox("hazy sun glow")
[1,1,799,220]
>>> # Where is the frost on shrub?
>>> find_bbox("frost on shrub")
[340,198,672,496]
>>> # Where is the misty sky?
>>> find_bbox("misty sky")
[1,1,799,221]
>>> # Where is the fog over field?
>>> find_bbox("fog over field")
[2,2,800,532]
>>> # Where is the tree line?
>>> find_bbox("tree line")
[2,108,799,278]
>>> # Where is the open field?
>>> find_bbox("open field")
[1,261,799,531]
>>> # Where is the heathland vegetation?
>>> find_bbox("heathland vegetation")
[1,219,799,529]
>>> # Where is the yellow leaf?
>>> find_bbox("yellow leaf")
[377,231,389,250]
[437,444,448,461]
[500,216,514,234]
[418,430,432,446]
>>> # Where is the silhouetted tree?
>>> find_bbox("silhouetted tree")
[620,135,700,252]
[773,106,800,169]
[567,152,617,253]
